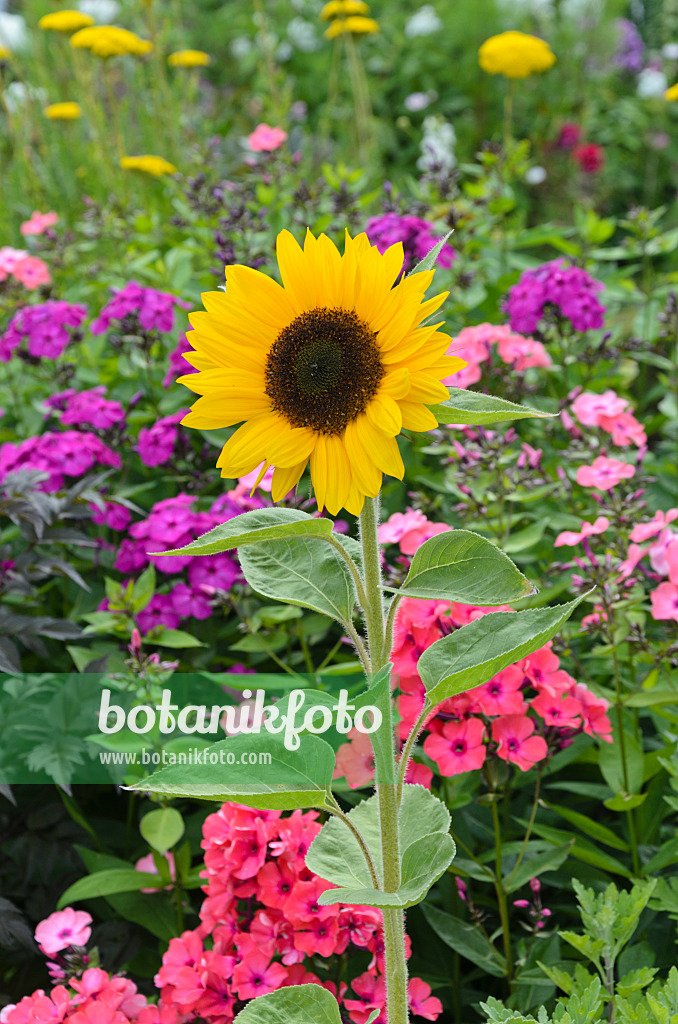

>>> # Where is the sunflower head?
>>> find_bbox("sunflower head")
[177,229,466,517]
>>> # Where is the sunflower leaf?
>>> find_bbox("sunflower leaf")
[386,530,537,605]
[233,984,342,1024]
[428,388,556,426]
[239,536,357,625]
[308,786,455,910]
[150,508,334,557]
[418,592,590,706]
[409,231,454,275]
[126,731,337,811]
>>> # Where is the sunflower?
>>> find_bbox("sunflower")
[178,230,465,516]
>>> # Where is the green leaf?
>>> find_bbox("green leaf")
[623,690,678,708]
[57,869,168,908]
[153,508,334,557]
[420,902,506,977]
[126,731,337,811]
[505,842,573,893]
[428,388,555,426]
[418,593,588,706]
[131,564,156,613]
[149,629,206,648]
[239,537,356,625]
[598,729,644,795]
[307,785,455,909]
[603,793,647,812]
[544,802,630,852]
[233,984,341,1024]
[388,529,536,605]
[139,807,185,853]
[409,231,453,275]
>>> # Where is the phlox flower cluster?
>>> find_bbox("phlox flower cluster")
[0,247,51,290]
[613,18,645,74]
[365,213,455,274]
[90,282,190,336]
[137,411,189,467]
[378,508,449,555]
[0,431,120,491]
[20,211,59,236]
[45,387,126,431]
[154,803,442,1024]
[570,388,646,447]
[334,598,612,787]
[0,300,87,362]
[1,909,167,1024]
[442,323,551,390]
[504,259,606,335]
[164,333,198,388]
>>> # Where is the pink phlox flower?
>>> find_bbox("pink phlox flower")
[491,714,548,771]
[649,528,678,575]
[651,582,678,622]
[230,947,287,1000]
[34,908,92,956]
[423,717,486,776]
[496,333,551,370]
[576,456,635,491]
[21,211,59,236]
[555,516,609,547]
[630,509,678,542]
[530,690,583,728]
[571,389,627,426]
[598,411,646,447]
[247,124,288,152]
[408,979,443,1021]
[475,665,526,716]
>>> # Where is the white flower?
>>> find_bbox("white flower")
[662,42,678,60]
[287,17,320,52]
[230,36,253,58]
[3,81,48,114]
[525,165,547,185]
[404,4,442,38]
[405,91,431,111]
[637,68,668,97]
[276,40,293,61]
[0,12,27,51]
[77,0,120,21]
[417,114,456,171]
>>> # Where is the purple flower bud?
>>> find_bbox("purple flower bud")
[529,877,541,893]
[513,899,530,908]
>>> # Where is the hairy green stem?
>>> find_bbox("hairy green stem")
[327,794,381,889]
[359,497,409,1024]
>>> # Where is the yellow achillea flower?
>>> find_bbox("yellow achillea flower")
[479,31,556,79]
[325,15,379,38]
[70,25,152,57]
[167,49,211,67]
[39,11,95,32]
[665,83,678,100]
[0,45,11,59]
[320,0,370,19]
[177,229,466,516]
[44,102,82,119]
[120,155,178,176]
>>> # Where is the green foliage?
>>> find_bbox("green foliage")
[428,389,556,427]
[232,985,343,1024]
[387,529,536,605]
[156,509,335,557]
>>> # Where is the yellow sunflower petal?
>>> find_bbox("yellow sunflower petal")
[344,477,366,516]
[271,459,308,502]
[181,391,271,427]
[370,271,434,332]
[376,294,428,352]
[366,393,402,436]
[405,374,451,404]
[399,402,439,431]
[225,265,295,329]
[216,415,281,477]
[265,424,317,468]
[344,420,383,496]
[381,368,411,399]
[176,368,264,394]
[355,414,405,479]
[277,229,317,313]
[303,230,344,307]
[322,435,352,515]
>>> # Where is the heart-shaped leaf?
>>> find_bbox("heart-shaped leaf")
[428,388,555,426]
[389,530,536,605]
[233,984,342,1024]
[152,508,334,557]
[126,731,336,811]
[418,593,588,706]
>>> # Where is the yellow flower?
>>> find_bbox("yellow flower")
[70,25,153,58]
[325,15,379,38]
[176,229,466,516]
[44,102,82,119]
[320,0,370,20]
[120,154,178,176]
[479,31,556,79]
[39,11,95,33]
[167,49,211,67]
[0,45,11,59]
[665,83,678,100]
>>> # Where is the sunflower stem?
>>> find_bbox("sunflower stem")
[358,496,409,1024]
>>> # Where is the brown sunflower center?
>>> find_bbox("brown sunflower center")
[265,307,384,435]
